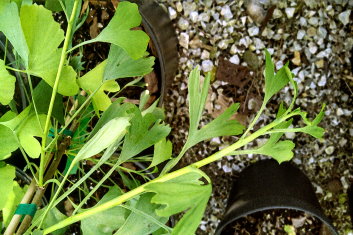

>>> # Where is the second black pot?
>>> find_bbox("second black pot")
[215,159,338,235]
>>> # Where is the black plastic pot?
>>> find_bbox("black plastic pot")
[136,0,178,104]
[215,159,338,235]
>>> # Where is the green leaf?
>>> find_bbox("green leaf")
[0,1,29,65]
[76,117,130,162]
[90,1,149,59]
[17,113,47,158]
[145,169,212,235]
[0,123,19,160]
[115,193,170,235]
[119,110,171,164]
[295,125,325,139]
[188,68,210,133]
[189,103,244,147]
[0,164,16,209]
[149,139,172,168]
[81,186,129,235]
[0,59,16,105]
[20,4,79,96]
[103,45,154,80]
[78,60,120,112]
[264,50,290,103]
[34,207,67,235]
[2,181,27,227]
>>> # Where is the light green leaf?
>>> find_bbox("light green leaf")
[81,186,129,235]
[90,1,149,60]
[104,45,154,80]
[149,139,172,168]
[20,4,79,96]
[0,164,16,209]
[2,181,27,227]
[119,110,171,164]
[0,1,29,65]
[76,117,130,162]
[188,68,211,133]
[17,114,47,158]
[115,193,170,235]
[78,60,120,112]
[0,59,16,105]
[145,169,212,235]
[34,207,67,235]
[264,50,290,103]
[189,103,244,147]
[295,126,325,139]
[0,123,19,160]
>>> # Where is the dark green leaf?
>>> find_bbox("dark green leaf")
[34,207,67,235]
[104,45,154,81]
[91,1,149,59]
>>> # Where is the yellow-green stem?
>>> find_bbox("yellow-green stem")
[38,0,80,187]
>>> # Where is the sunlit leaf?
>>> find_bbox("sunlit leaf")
[20,4,79,96]
[145,168,211,235]
[104,45,154,80]
[0,164,15,209]
[78,61,120,112]
[90,1,149,59]
[149,139,172,168]
[75,117,130,162]
[81,186,129,235]
[0,59,16,105]
[0,1,29,65]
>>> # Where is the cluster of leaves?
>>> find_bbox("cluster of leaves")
[0,0,326,235]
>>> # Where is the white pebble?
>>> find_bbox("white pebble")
[189,11,198,23]
[221,5,233,20]
[285,8,295,19]
[222,164,232,173]
[168,7,177,20]
[336,108,344,116]
[201,50,210,60]
[325,146,335,155]
[297,30,306,40]
[248,26,260,36]
[318,76,327,87]
[285,132,295,139]
[229,55,240,64]
[177,18,189,30]
[338,10,351,25]
[179,33,189,49]
[202,60,214,72]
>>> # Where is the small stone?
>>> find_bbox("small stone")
[325,146,335,155]
[168,7,177,20]
[316,59,324,68]
[201,50,210,60]
[198,12,210,22]
[218,40,228,50]
[220,5,233,20]
[307,27,316,37]
[179,33,189,49]
[285,8,295,19]
[240,16,247,26]
[230,44,239,55]
[189,11,198,23]
[177,18,189,30]
[253,38,265,50]
[350,129,353,136]
[175,2,182,12]
[273,9,283,19]
[246,2,266,24]
[248,26,259,36]
[308,42,318,54]
[210,137,221,145]
[318,76,327,86]
[339,138,347,147]
[247,98,257,110]
[317,26,327,38]
[229,55,240,64]
[308,17,319,25]
[336,108,344,116]
[292,51,301,66]
[338,10,351,25]
[285,132,295,139]
[292,216,306,228]
[297,29,306,40]
[299,17,307,26]
[202,60,214,72]
[222,165,232,173]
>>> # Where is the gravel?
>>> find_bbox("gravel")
[159,0,353,234]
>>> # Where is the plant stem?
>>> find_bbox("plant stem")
[240,103,266,139]
[38,0,80,187]
[43,112,296,234]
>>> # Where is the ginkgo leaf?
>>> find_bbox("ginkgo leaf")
[149,139,172,169]
[17,114,47,159]
[144,168,212,235]
[264,50,290,103]
[103,45,154,80]
[20,4,78,96]
[34,207,68,235]
[0,1,29,65]
[78,61,120,112]
[90,1,149,59]
[118,110,171,164]
[0,164,15,210]
[0,59,16,105]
